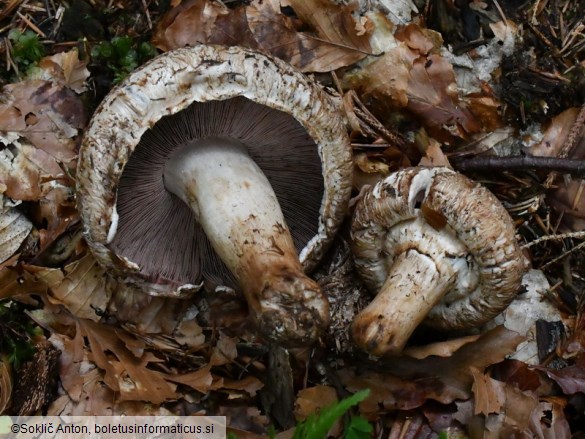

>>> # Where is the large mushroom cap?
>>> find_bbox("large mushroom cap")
[77,45,352,298]
[351,167,527,355]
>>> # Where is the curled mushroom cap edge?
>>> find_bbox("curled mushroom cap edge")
[350,166,528,356]
[76,45,353,345]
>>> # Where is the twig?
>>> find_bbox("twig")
[453,155,585,177]
[16,11,47,37]
[141,0,152,30]
[523,230,585,248]
[540,240,585,269]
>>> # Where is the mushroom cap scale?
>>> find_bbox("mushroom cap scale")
[77,45,353,297]
[351,167,526,332]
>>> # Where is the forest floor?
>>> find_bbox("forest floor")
[0,0,584,437]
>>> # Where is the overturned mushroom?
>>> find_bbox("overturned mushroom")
[76,45,353,346]
[350,167,526,355]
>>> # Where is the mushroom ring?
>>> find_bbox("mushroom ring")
[350,167,527,355]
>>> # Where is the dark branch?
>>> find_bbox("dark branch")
[453,156,585,177]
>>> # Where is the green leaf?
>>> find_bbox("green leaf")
[293,389,370,439]
[344,416,373,439]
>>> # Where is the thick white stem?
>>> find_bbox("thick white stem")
[164,136,329,345]
[351,249,455,355]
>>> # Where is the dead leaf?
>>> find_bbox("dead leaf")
[164,364,219,394]
[417,136,452,168]
[529,400,572,438]
[153,0,371,72]
[294,385,338,421]
[0,80,85,202]
[294,385,341,437]
[406,54,480,137]
[210,332,238,366]
[403,334,481,359]
[529,107,581,158]
[535,357,585,395]
[471,380,539,438]
[471,368,507,415]
[26,253,113,321]
[34,49,91,93]
[285,0,373,56]
[34,184,78,253]
[0,266,45,301]
[0,359,12,413]
[152,0,230,51]
[78,319,179,404]
[491,359,554,395]
[395,22,442,55]
[343,41,416,109]
[0,206,32,264]
[339,326,524,416]
[246,0,370,72]
[222,375,264,397]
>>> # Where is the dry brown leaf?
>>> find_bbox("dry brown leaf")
[395,22,442,55]
[26,253,113,321]
[406,54,480,137]
[246,0,370,72]
[153,0,370,72]
[0,266,45,301]
[464,95,505,132]
[417,136,452,168]
[535,357,585,395]
[0,80,85,202]
[491,359,554,395]
[78,319,179,404]
[285,0,373,56]
[529,400,572,438]
[164,364,217,394]
[471,368,507,415]
[34,49,90,93]
[529,107,580,158]
[342,41,416,109]
[219,406,270,436]
[222,375,264,397]
[0,206,32,264]
[294,385,338,421]
[529,107,585,232]
[210,332,238,366]
[109,286,182,334]
[49,331,87,402]
[470,378,539,438]
[152,0,230,51]
[339,326,524,417]
[294,385,341,437]
[48,330,173,416]
[34,184,78,253]
[174,318,206,349]
[0,359,12,413]
[403,334,481,359]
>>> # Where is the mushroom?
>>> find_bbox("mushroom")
[350,167,527,355]
[76,45,353,346]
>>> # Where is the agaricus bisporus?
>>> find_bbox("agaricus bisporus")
[76,45,353,346]
[350,167,527,355]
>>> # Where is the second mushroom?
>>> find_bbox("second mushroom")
[350,167,527,356]
[76,45,353,346]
